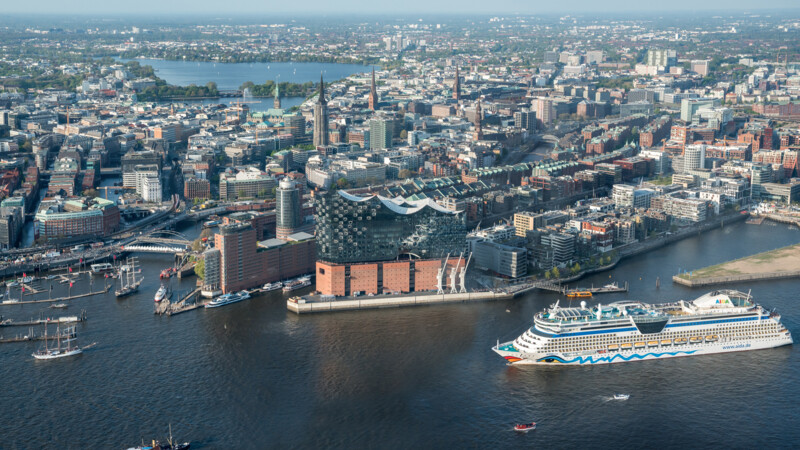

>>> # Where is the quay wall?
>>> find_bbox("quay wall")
[287,291,512,314]
[673,270,800,287]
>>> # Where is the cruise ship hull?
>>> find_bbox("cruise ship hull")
[493,290,793,366]
[494,334,793,365]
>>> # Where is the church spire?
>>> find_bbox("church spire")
[453,66,461,101]
[317,73,326,105]
[273,82,281,109]
[368,67,379,111]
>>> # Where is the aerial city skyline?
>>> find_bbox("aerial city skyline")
[0,8,798,448]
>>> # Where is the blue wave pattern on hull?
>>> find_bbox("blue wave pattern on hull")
[538,350,699,364]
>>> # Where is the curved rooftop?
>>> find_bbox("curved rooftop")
[337,190,457,215]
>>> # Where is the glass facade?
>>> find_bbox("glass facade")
[315,191,466,264]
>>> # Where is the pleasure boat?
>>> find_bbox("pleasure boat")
[613,394,630,400]
[205,291,251,308]
[154,285,171,303]
[262,281,283,292]
[91,263,114,274]
[282,276,312,292]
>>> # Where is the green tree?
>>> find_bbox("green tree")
[20,139,32,152]
[398,169,413,179]
[571,263,581,275]
[544,269,552,280]
[552,267,560,279]
[194,258,205,279]
[82,188,99,198]
[191,238,205,253]
[399,130,408,140]
[336,177,349,189]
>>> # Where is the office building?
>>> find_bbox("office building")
[284,113,306,144]
[681,98,720,122]
[0,206,23,249]
[141,174,162,203]
[201,248,221,295]
[219,168,276,200]
[35,197,120,239]
[215,223,263,293]
[646,49,677,68]
[514,110,536,132]
[184,176,211,200]
[683,144,707,173]
[369,117,394,150]
[276,179,302,239]
[472,240,527,278]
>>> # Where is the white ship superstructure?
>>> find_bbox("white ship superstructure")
[493,290,792,365]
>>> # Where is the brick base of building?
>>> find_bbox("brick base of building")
[315,257,466,297]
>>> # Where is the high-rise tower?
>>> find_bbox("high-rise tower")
[276,179,302,239]
[368,67,379,111]
[313,74,329,147]
[273,83,281,109]
[473,100,483,141]
[453,66,461,101]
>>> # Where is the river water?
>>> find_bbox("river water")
[1,220,799,448]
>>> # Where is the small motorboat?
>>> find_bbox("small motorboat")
[613,394,630,400]
[50,303,69,309]
[514,422,536,432]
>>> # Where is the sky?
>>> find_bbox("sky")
[5,0,800,15]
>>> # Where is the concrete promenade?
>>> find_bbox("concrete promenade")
[287,290,513,314]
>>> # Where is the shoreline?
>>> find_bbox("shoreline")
[287,212,750,314]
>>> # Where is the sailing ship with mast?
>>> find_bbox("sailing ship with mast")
[32,325,82,360]
[115,257,143,298]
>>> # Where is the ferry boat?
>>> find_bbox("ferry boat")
[282,276,312,292]
[493,290,793,365]
[262,281,283,292]
[91,263,114,274]
[154,285,171,303]
[205,291,251,308]
[566,290,592,298]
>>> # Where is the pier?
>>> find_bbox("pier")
[0,286,111,306]
[154,287,205,316]
[0,310,87,327]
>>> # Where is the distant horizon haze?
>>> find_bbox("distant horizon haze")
[4,1,800,15]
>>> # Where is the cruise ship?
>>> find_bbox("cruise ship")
[205,291,251,309]
[493,290,792,365]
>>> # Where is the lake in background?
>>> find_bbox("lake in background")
[1,220,799,448]
[120,58,370,112]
